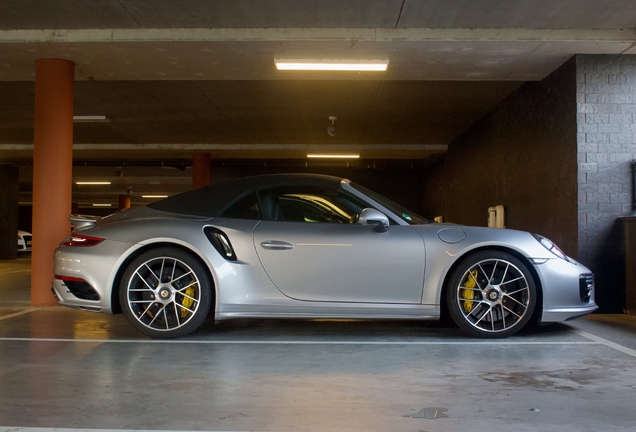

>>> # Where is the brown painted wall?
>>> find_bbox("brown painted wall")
[421,58,578,257]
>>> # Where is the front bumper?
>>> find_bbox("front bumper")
[535,257,598,323]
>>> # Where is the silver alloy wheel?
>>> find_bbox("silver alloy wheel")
[126,256,202,332]
[455,258,531,334]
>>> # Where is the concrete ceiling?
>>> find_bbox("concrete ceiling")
[1,0,636,205]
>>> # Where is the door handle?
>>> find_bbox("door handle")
[260,240,294,250]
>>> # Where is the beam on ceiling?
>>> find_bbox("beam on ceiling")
[0,143,448,151]
[1,28,636,44]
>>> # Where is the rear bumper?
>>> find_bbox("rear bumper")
[52,279,112,314]
[52,239,136,314]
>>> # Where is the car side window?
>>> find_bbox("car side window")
[258,186,367,223]
[219,191,262,219]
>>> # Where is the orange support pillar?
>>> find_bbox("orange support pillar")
[192,152,211,189]
[31,58,74,307]
[118,194,131,210]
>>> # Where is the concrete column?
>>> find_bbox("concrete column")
[192,152,211,189]
[31,58,74,307]
[0,166,19,260]
[118,194,131,210]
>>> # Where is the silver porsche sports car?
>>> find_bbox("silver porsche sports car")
[52,174,597,339]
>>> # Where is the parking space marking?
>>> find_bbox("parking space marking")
[0,269,31,275]
[0,309,36,321]
[571,328,636,358]
[0,336,599,345]
[0,429,262,432]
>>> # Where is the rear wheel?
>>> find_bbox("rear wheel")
[119,247,212,338]
[446,251,536,338]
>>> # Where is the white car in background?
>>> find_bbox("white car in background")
[18,230,32,252]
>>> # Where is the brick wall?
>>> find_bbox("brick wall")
[421,58,578,257]
[577,54,636,312]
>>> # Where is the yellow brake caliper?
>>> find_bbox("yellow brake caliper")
[180,281,197,318]
[461,270,479,313]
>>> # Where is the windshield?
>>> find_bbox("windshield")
[350,182,428,225]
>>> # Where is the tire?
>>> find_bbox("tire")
[119,247,213,339]
[446,250,536,338]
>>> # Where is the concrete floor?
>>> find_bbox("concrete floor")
[1,257,636,432]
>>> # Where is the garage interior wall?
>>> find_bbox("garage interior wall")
[0,166,19,260]
[421,58,578,255]
[577,54,636,313]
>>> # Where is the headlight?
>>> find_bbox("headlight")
[532,234,569,262]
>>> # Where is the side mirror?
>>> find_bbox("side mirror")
[358,208,390,232]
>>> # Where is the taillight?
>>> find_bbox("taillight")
[63,234,104,247]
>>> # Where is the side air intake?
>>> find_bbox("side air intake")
[204,227,238,262]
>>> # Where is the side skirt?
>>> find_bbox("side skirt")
[216,303,440,321]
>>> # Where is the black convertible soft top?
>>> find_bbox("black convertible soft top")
[148,173,344,217]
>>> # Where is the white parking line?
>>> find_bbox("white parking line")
[0,269,31,275]
[0,311,629,354]
[0,309,36,321]
[571,328,636,358]
[0,336,600,345]
[0,429,263,432]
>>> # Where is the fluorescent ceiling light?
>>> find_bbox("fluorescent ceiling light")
[307,154,360,159]
[92,203,112,207]
[275,59,388,71]
[142,195,168,198]
[73,115,110,122]
[75,181,111,185]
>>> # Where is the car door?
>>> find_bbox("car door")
[252,185,426,304]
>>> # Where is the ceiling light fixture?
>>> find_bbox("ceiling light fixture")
[75,181,112,185]
[275,59,388,71]
[307,154,360,159]
[142,195,168,198]
[73,115,110,122]
[92,203,112,207]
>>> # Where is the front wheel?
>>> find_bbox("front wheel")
[119,247,213,339]
[446,251,536,338]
